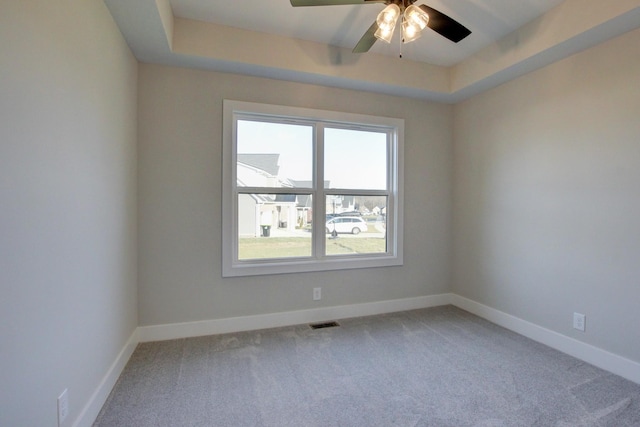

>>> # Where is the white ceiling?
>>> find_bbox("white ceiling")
[169,0,565,66]
[104,0,640,102]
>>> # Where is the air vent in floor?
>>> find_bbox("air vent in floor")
[309,321,340,330]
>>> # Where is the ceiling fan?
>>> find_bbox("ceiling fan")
[290,0,471,54]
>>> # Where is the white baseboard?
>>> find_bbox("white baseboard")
[73,328,139,427]
[81,293,640,426]
[138,293,453,343]
[138,293,640,384]
[450,294,640,385]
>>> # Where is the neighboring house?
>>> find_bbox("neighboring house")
[291,182,361,223]
[237,154,298,236]
[236,159,363,236]
[326,195,357,216]
[290,180,331,226]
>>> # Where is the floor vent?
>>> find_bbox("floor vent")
[309,321,340,330]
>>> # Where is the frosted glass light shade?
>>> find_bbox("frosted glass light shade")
[374,4,400,43]
[404,5,429,30]
[402,20,422,43]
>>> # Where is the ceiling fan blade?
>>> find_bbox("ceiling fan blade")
[291,0,384,6]
[352,21,378,53]
[419,5,471,43]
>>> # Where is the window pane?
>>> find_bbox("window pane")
[238,193,312,260]
[325,195,387,256]
[324,128,387,190]
[237,120,313,188]
[224,100,403,277]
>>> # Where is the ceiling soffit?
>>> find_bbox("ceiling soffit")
[104,0,640,102]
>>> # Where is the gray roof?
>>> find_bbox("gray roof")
[237,154,280,176]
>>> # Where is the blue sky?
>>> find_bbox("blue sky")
[238,120,387,190]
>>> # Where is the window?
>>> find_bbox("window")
[222,100,403,277]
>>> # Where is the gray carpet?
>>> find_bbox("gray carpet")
[94,306,640,426]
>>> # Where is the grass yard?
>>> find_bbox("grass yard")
[326,236,386,255]
[239,235,386,260]
[239,238,312,259]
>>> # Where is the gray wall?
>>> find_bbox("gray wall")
[452,28,640,362]
[3,4,638,424]
[137,64,453,326]
[0,1,138,426]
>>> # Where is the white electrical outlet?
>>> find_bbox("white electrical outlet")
[58,389,69,426]
[313,287,321,301]
[573,312,586,332]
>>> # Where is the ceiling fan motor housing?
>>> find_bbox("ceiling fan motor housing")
[383,0,418,9]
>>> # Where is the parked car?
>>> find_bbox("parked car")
[325,216,368,235]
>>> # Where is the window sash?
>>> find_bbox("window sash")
[223,100,403,277]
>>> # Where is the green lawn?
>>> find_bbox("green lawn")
[238,235,386,259]
[326,237,386,255]
[239,238,313,259]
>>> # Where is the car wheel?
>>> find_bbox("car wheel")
[326,227,330,233]
[352,227,361,235]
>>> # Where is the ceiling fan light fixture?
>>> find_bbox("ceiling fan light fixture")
[404,5,429,31]
[374,26,395,43]
[374,4,400,43]
[293,0,471,55]
[401,20,422,43]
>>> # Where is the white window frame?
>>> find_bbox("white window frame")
[222,100,404,277]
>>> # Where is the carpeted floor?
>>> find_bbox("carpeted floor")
[94,305,640,426]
